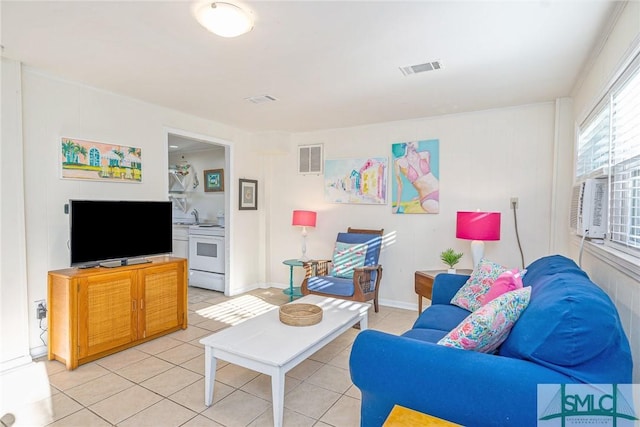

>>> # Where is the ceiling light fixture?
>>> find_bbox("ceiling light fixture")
[195,2,253,38]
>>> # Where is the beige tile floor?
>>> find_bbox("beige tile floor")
[1,287,417,427]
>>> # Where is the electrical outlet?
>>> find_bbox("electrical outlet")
[35,300,47,320]
[510,197,519,209]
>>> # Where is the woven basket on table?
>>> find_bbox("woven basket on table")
[279,303,323,326]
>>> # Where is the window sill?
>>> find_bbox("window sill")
[577,238,640,282]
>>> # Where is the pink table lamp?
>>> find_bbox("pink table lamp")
[456,211,501,268]
[292,210,317,261]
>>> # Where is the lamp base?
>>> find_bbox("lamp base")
[470,240,485,269]
[299,229,309,262]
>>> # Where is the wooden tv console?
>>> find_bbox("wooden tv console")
[47,256,188,370]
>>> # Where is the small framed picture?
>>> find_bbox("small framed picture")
[239,179,258,210]
[204,169,224,192]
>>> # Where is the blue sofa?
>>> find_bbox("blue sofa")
[350,255,633,426]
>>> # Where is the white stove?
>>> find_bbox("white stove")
[188,224,225,292]
[188,224,225,236]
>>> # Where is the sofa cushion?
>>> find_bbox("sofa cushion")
[402,328,449,343]
[306,275,354,296]
[413,305,471,332]
[481,268,525,305]
[450,258,507,311]
[521,254,587,287]
[500,256,633,383]
[438,287,531,353]
[329,241,368,279]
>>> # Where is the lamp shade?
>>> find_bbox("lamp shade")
[292,210,317,227]
[456,211,501,241]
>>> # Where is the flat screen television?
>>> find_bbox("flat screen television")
[69,200,173,268]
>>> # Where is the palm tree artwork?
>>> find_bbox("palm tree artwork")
[60,137,142,182]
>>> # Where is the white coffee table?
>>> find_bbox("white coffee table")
[199,295,369,427]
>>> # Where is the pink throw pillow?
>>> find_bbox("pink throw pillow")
[481,268,525,305]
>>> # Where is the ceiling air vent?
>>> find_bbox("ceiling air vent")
[245,95,278,104]
[399,60,443,76]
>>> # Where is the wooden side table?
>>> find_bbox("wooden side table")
[415,269,473,313]
[384,404,462,426]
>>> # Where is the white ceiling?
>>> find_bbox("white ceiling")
[1,1,617,133]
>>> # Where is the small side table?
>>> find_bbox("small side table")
[415,269,473,314]
[283,259,304,301]
[384,404,461,426]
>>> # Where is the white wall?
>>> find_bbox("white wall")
[18,68,262,356]
[1,58,32,370]
[169,148,226,224]
[568,1,640,383]
[265,103,560,309]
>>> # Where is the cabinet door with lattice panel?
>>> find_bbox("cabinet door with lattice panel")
[138,261,186,338]
[78,270,138,359]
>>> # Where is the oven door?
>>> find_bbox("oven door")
[189,235,225,274]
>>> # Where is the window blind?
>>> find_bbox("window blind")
[577,51,640,256]
[576,104,609,180]
[610,62,640,251]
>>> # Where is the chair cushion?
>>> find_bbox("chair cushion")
[330,241,368,279]
[306,275,354,297]
[336,232,382,267]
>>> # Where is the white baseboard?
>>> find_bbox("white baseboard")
[30,346,47,360]
[378,298,418,311]
[0,354,33,373]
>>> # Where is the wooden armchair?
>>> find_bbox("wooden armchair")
[301,228,384,312]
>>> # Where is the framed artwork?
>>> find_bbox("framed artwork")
[204,169,224,192]
[324,157,388,204]
[60,137,142,182]
[239,179,258,210]
[391,139,440,214]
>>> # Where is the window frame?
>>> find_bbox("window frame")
[576,49,640,264]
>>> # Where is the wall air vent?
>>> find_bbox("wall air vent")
[298,144,323,175]
[245,95,278,104]
[399,60,443,76]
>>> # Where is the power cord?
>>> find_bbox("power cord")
[37,302,47,346]
[39,318,47,347]
[512,201,525,269]
[578,229,589,268]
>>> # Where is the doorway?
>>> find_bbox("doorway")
[166,128,231,295]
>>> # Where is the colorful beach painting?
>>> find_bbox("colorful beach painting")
[324,157,388,204]
[60,137,142,182]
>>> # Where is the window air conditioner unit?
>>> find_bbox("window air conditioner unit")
[569,177,608,238]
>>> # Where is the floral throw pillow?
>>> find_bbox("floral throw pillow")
[330,242,368,279]
[438,287,531,353]
[450,259,507,311]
